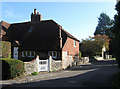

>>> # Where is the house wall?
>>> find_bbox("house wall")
[62,37,79,69]
[18,50,61,61]
[62,37,79,60]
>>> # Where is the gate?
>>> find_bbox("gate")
[39,59,49,72]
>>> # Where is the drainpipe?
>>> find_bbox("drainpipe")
[59,26,62,49]
[59,25,63,69]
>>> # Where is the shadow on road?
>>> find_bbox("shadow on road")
[66,60,118,71]
[2,60,119,89]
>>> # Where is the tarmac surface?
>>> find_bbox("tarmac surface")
[1,59,119,88]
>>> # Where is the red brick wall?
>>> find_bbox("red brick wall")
[62,37,79,60]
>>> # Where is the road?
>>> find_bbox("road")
[4,60,119,88]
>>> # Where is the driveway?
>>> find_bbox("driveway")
[2,60,119,88]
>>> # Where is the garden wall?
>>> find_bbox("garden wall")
[24,58,39,76]
[49,56,62,72]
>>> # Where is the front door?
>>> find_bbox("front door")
[13,47,18,59]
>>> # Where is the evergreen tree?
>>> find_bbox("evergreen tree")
[111,1,120,68]
[94,13,114,37]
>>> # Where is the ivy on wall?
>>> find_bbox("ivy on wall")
[0,41,11,58]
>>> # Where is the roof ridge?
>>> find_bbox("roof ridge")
[49,20,80,42]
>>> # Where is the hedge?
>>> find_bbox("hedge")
[0,41,11,58]
[1,58,24,80]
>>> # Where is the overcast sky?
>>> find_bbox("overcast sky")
[1,0,117,41]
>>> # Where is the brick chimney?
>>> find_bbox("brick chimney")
[31,9,42,22]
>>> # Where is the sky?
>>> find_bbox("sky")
[1,0,117,41]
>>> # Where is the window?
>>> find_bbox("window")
[22,51,27,57]
[49,51,52,56]
[31,51,35,57]
[28,26,34,32]
[27,51,30,57]
[48,51,57,58]
[22,51,35,57]
[74,40,76,47]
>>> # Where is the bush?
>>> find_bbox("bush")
[79,51,82,58]
[1,58,24,80]
[31,72,38,75]
[0,41,11,58]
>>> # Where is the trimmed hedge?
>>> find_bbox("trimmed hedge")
[1,58,24,80]
[0,41,11,58]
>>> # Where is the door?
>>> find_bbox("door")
[13,47,18,59]
[62,51,68,69]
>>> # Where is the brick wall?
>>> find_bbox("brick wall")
[62,37,79,69]
[62,37,79,60]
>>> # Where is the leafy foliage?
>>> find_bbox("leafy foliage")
[80,35,110,57]
[80,39,102,57]
[93,35,110,51]
[0,41,11,58]
[111,1,120,68]
[31,72,39,75]
[1,58,24,80]
[94,13,114,38]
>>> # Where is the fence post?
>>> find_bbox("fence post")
[49,56,52,72]
[47,59,50,72]
[36,55,39,73]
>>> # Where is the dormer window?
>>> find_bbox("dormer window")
[74,40,76,47]
[28,26,34,32]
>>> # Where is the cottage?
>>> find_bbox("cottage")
[1,9,79,69]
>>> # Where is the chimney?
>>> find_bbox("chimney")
[34,9,37,14]
[31,9,42,22]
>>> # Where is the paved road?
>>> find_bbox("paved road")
[4,60,119,88]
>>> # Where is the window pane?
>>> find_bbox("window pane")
[23,51,27,57]
[27,51,30,56]
[49,52,52,56]
[74,40,76,46]
[31,51,35,56]
[53,52,56,56]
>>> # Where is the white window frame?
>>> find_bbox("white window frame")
[74,40,76,47]
[48,51,57,58]
[22,51,35,57]
[22,51,27,57]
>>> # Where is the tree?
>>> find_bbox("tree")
[80,35,110,57]
[111,1,120,68]
[80,38,103,57]
[94,13,114,38]
[93,35,110,51]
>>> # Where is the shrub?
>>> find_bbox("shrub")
[0,41,11,58]
[1,58,24,80]
[31,72,38,75]
[79,51,82,58]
